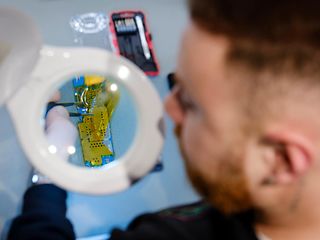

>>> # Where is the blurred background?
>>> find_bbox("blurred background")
[0,0,199,239]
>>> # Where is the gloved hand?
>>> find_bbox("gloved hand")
[45,105,78,161]
[31,94,78,185]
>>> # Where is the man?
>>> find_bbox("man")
[9,0,320,239]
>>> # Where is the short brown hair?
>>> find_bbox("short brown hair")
[188,0,320,130]
[188,0,320,73]
[188,0,320,46]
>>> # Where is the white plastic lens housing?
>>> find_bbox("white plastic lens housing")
[0,7,163,195]
[6,46,164,195]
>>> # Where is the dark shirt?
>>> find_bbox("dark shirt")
[8,185,259,240]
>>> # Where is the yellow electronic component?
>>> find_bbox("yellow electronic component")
[84,75,104,86]
[75,78,120,167]
[78,111,113,166]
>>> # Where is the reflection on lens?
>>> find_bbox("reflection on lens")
[67,145,76,155]
[110,83,118,92]
[117,66,130,79]
[73,75,120,167]
[48,145,57,154]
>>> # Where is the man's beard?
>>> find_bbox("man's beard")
[175,125,253,215]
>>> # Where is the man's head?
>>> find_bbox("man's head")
[165,0,320,216]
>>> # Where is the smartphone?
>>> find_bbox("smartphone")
[109,11,160,76]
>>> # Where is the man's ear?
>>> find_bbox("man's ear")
[261,129,315,185]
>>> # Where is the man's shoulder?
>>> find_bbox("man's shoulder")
[156,201,211,222]
[111,201,258,240]
[157,201,255,226]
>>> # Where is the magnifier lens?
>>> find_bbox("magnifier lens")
[44,74,137,168]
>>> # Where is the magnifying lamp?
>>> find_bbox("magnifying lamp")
[0,7,164,195]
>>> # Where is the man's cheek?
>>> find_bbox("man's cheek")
[182,127,208,162]
[183,120,203,143]
[182,125,197,147]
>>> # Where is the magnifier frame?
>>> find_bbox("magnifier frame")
[7,46,163,195]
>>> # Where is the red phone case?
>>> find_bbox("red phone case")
[109,10,160,76]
